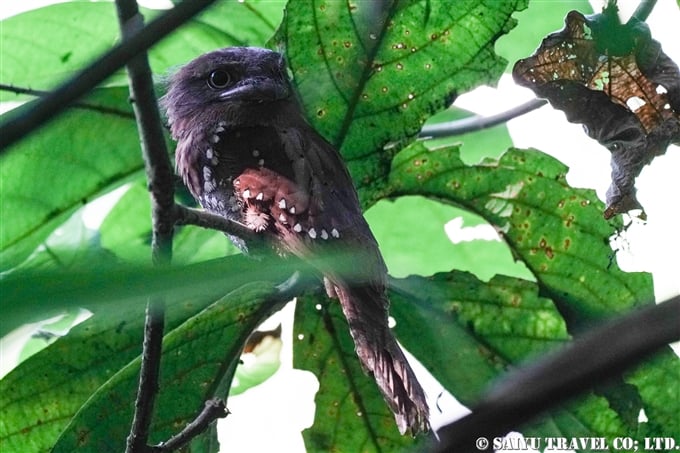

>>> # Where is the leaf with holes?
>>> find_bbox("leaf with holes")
[512,6,680,218]
[273,0,528,206]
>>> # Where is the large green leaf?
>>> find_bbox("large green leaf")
[390,272,570,404]
[98,181,240,264]
[178,0,286,46]
[388,143,653,325]
[0,253,294,452]
[50,282,283,452]
[0,88,141,271]
[0,2,262,101]
[390,272,631,444]
[293,293,427,453]
[273,0,528,204]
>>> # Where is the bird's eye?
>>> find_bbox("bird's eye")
[207,70,231,89]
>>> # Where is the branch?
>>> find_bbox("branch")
[433,294,680,453]
[418,98,547,139]
[174,205,261,243]
[113,0,176,452]
[0,0,220,152]
[0,83,135,119]
[155,399,230,452]
[631,0,657,22]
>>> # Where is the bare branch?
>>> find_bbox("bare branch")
[155,399,230,452]
[433,294,680,453]
[0,0,220,152]
[419,98,547,139]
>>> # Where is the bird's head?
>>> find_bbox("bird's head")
[162,47,293,134]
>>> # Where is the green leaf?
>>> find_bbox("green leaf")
[51,282,283,452]
[390,272,631,444]
[179,0,286,47]
[391,272,569,404]
[273,0,528,204]
[0,88,141,271]
[98,181,240,264]
[293,294,426,452]
[624,350,680,440]
[0,255,294,452]
[388,143,653,325]
[0,2,254,100]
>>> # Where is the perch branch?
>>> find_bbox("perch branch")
[0,0,219,152]
[174,205,261,243]
[419,98,547,139]
[434,294,680,453]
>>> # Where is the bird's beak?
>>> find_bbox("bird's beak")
[220,77,290,103]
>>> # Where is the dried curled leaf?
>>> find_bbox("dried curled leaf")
[513,6,680,218]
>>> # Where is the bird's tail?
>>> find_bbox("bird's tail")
[331,283,430,435]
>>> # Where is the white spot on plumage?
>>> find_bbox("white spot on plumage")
[252,149,260,157]
[258,159,265,166]
[320,229,329,240]
[204,180,215,192]
[218,121,227,127]
[278,198,287,209]
[210,134,220,143]
[279,213,287,223]
[308,228,317,239]
[289,206,296,214]
[206,148,213,159]
[256,192,264,201]
[243,189,251,198]
[331,228,340,238]
[215,126,225,133]
[293,223,302,233]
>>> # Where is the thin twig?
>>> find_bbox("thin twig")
[0,83,135,119]
[0,0,220,152]
[128,298,166,453]
[155,399,230,452]
[434,294,680,453]
[419,98,547,139]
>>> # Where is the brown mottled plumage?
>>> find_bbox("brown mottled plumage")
[162,47,429,434]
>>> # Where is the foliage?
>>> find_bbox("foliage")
[0,1,677,453]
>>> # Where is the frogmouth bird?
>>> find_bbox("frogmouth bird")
[162,47,429,435]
